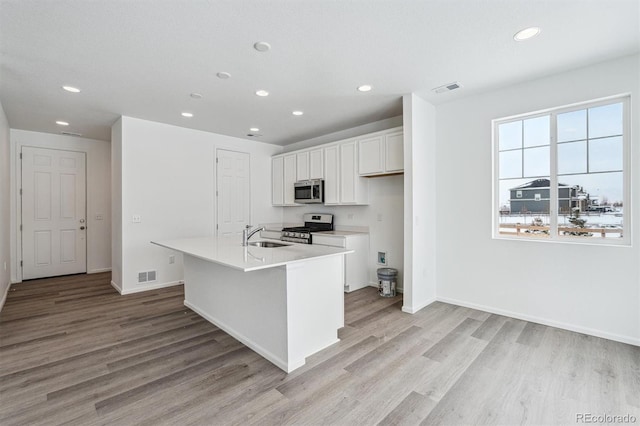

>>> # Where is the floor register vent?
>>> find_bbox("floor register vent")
[138,270,157,283]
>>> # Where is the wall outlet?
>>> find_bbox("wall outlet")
[96,214,104,220]
[132,215,142,223]
[169,255,175,264]
[377,251,387,265]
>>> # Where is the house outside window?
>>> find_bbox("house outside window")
[493,95,630,245]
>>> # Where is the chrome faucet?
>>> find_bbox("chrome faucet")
[242,224,265,246]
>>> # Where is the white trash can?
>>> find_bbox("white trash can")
[377,268,398,297]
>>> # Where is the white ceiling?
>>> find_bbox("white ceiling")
[1,0,638,145]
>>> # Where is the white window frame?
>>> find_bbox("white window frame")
[492,94,631,246]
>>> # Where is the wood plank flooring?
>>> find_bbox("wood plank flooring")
[0,273,638,425]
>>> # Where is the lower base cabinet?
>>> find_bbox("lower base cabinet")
[312,233,370,292]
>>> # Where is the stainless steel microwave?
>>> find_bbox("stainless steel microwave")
[294,179,324,204]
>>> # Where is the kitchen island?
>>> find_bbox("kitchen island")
[151,236,353,372]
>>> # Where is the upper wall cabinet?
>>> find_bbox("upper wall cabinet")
[272,127,401,206]
[358,128,404,176]
[272,154,299,206]
[296,148,324,181]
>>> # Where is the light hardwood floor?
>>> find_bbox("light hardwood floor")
[0,273,638,425]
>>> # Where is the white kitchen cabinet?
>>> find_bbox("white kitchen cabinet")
[272,154,300,206]
[296,151,309,181]
[309,148,324,179]
[312,232,370,293]
[324,145,340,205]
[283,154,297,205]
[272,156,284,205]
[358,128,404,176]
[340,141,368,204]
[295,149,323,181]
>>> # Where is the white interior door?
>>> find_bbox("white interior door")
[216,149,250,237]
[21,147,87,279]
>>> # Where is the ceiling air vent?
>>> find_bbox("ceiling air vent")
[432,81,463,94]
[61,131,83,137]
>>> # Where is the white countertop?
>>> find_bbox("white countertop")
[151,236,353,272]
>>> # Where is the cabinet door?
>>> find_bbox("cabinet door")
[324,146,339,204]
[271,156,284,205]
[385,131,404,172]
[296,151,309,181]
[283,154,297,205]
[340,142,357,203]
[358,135,384,175]
[309,149,324,179]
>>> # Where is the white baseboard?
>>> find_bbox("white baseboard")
[118,280,183,295]
[110,280,122,294]
[185,300,296,372]
[437,296,640,347]
[88,268,112,274]
[0,282,11,312]
[402,296,437,314]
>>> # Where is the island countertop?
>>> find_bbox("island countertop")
[151,236,353,272]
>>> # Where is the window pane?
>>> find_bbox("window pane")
[523,146,549,177]
[557,172,623,239]
[558,109,586,142]
[523,116,550,147]
[498,178,550,238]
[589,102,623,138]
[558,141,587,175]
[499,121,522,150]
[589,136,623,172]
[499,150,522,179]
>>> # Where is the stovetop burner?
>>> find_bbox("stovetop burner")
[281,214,333,244]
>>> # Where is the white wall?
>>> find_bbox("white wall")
[282,175,405,290]
[112,117,283,294]
[9,130,112,282]
[402,94,437,313]
[435,54,640,345]
[0,101,11,310]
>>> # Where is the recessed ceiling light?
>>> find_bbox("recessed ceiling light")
[253,41,271,52]
[190,93,203,99]
[216,72,231,79]
[62,85,81,93]
[181,112,194,118]
[357,85,372,92]
[55,120,69,126]
[292,111,304,116]
[514,27,541,41]
[249,127,260,132]
[255,90,269,97]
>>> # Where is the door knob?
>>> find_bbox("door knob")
[80,226,86,230]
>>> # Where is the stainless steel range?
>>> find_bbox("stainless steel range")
[281,213,333,244]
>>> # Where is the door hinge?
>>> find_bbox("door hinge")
[20,261,23,267]
[19,188,22,195]
[20,224,22,231]
[19,153,22,159]
[216,157,219,163]
[216,190,218,197]
[216,224,218,230]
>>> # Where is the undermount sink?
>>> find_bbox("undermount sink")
[248,241,290,248]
